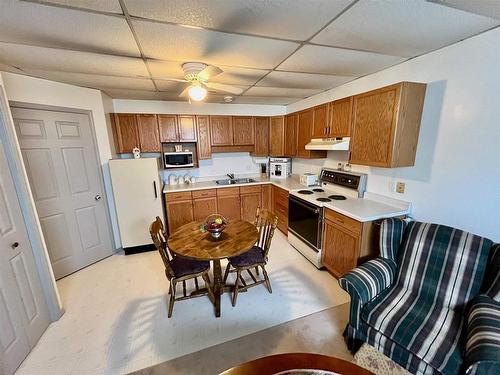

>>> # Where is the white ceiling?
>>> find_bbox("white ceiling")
[0,0,498,105]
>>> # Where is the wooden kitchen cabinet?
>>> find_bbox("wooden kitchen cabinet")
[312,104,329,139]
[112,114,139,153]
[272,185,289,234]
[137,114,161,152]
[159,115,196,142]
[297,109,327,159]
[329,97,353,137]
[217,187,241,222]
[269,116,285,156]
[232,116,255,145]
[210,116,233,145]
[261,184,272,211]
[165,198,194,234]
[240,185,262,222]
[322,219,359,278]
[349,82,426,167]
[284,114,297,157]
[196,115,211,159]
[193,197,217,221]
[253,117,270,156]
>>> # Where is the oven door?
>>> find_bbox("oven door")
[288,196,322,251]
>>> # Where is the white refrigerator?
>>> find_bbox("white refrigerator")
[109,158,163,252]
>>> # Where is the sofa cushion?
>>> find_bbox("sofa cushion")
[362,287,464,374]
[481,243,500,302]
[396,222,492,310]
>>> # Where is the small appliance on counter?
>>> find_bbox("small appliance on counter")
[163,151,194,168]
[270,157,291,179]
[300,173,319,186]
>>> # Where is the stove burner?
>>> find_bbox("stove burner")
[312,188,324,192]
[297,190,313,195]
[329,195,347,200]
[316,197,332,202]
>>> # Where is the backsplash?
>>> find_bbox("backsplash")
[160,152,261,182]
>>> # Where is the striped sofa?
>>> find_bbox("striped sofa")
[339,219,499,375]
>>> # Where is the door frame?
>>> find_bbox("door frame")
[9,101,117,276]
[0,87,63,321]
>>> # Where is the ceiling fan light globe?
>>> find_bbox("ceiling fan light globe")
[188,85,207,101]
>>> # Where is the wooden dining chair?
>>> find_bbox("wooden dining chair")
[149,216,214,317]
[223,208,279,306]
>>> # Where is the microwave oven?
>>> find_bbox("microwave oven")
[164,151,194,168]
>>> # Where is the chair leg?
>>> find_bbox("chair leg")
[232,269,241,307]
[262,266,272,293]
[255,266,260,276]
[168,280,177,318]
[202,273,215,303]
[223,263,231,283]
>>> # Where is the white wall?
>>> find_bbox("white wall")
[287,28,500,242]
[112,99,286,116]
[0,72,122,248]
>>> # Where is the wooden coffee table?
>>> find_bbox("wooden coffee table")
[168,219,259,317]
[219,353,374,375]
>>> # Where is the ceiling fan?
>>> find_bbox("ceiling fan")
[168,62,244,102]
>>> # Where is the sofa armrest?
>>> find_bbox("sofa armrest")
[465,294,500,374]
[339,257,396,329]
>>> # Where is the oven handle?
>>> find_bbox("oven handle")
[290,197,320,214]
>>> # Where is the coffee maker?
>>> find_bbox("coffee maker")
[270,157,292,179]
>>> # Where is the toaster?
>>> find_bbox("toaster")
[300,173,319,186]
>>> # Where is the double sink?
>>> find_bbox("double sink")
[215,178,256,185]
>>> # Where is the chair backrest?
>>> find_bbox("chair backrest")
[149,216,174,278]
[395,221,493,310]
[254,207,279,259]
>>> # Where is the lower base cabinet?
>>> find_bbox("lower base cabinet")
[240,185,262,222]
[262,184,272,211]
[217,187,241,222]
[272,185,289,234]
[193,197,217,221]
[165,199,194,233]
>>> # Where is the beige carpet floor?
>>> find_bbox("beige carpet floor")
[131,303,353,375]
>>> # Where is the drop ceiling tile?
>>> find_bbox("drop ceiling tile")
[26,0,123,13]
[429,0,500,20]
[0,63,24,74]
[124,0,352,41]
[257,71,353,89]
[23,70,155,90]
[153,80,188,93]
[232,96,298,105]
[103,89,175,100]
[245,87,322,98]
[312,0,500,57]
[133,20,299,69]
[0,0,140,56]
[278,45,406,76]
[0,43,148,77]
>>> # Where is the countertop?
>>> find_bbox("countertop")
[163,176,411,222]
[162,175,304,193]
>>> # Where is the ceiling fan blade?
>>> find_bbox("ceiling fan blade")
[198,65,223,81]
[178,85,190,98]
[204,82,243,95]
[159,78,189,83]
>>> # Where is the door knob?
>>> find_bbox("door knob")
[95,194,102,201]
[11,242,19,249]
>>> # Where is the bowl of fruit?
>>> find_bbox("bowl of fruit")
[204,214,227,239]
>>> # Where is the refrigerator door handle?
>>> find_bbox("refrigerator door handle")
[153,180,158,199]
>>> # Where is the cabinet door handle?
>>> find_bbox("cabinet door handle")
[11,242,19,249]
[153,181,158,199]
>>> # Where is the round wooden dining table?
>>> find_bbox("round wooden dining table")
[167,219,259,317]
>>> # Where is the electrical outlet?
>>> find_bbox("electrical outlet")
[396,182,406,194]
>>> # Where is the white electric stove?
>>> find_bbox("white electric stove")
[287,168,367,268]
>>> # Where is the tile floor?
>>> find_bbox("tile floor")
[16,231,350,375]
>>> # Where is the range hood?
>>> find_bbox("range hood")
[305,137,350,151]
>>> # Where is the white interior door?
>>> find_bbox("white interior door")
[11,107,114,279]
[0,134,50,375]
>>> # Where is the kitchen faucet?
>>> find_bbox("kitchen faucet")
[227,173,235,180]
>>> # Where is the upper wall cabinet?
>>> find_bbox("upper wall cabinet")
[297,109,327,159]
[159,114,197,142]
[284,114,297,157]
[253,116,270,157]
[210,116,233,145]
[328,97,353,137]
[311,104,329,139]
[195,115,211,160]
[112,113,161,153]
[349,82,426,168]
[269,116,285,157]
[210,116,255,152]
